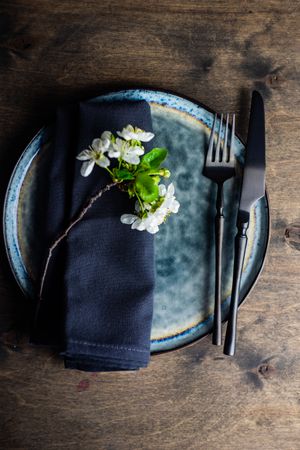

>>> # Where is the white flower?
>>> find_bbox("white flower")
[120,183,180,234]
[117,124,154,142]
[158,183,180,215]
[76,133,111,177]
[120,213,159,234]
[109,138,144,165]
[121,214,146,230]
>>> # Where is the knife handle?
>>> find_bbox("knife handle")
[224,221,249,356]
[212,184,224,346]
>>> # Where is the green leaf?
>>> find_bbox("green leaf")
[113,168,135,181]
[141,148,168,169]
[135,173,159,202]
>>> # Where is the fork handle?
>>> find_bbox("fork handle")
[212,184,224,346]
[224,221,249,356]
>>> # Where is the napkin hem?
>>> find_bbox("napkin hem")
[63,351,149,363]
[63,349,149,372]
[63,338,150,372]
[68,338,149,353]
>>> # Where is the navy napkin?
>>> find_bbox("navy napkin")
[31,99,155,371]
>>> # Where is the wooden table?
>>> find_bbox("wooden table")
[0,1,300,449]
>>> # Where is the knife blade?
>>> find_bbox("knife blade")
[224,90,265,356]
[238,91,266,223]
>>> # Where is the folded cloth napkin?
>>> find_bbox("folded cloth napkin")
[31,99,155,371]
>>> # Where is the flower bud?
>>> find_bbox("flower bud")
[159,168,171,178]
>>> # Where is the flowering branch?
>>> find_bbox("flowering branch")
[37,124,180,305]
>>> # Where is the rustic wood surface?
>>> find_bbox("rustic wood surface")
[0,1,300,449]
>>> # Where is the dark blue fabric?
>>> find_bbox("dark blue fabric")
[31,100,155,371]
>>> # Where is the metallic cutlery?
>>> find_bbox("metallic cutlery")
[224,91,266,356]
[203,113,236,345]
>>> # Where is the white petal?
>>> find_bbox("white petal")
[117,130,132,141]
[124,153,140,164]
[101,131,112,141]
[147,224,159,234]
[170,200,180,213]
[113,138,124,150]
[76,150,91,161]
[138,131,155,142]
[131,218,141,230]
[91,138,102,151]
[80,160,95,177]
[101,138,110,152]
[98,155,110,168]
[136,222,146,231]
[147,214,159,226]
[153,215,165,226]
[167,183,175,196]
[121,214,137,225]
[116,126,154,143]
[118,125,134,134]
[132,218,146,231]
[159,184,167,196]
[108,149,120,158]
[163,198,172,208]
[132,145,145,155]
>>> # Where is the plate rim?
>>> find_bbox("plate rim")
[3,87,271,353]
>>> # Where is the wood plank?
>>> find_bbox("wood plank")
[0,0,300,449]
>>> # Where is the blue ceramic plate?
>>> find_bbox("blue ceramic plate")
[3,89,269,353]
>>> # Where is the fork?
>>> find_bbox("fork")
[203,113,236,346]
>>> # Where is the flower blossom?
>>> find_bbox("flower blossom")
[120,183,180,234]
[117,125,155,142]
[76,133,111,176]
[109,138,144,165]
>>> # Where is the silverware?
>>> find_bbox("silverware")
[224,91,266,356]
[203,113,236,345]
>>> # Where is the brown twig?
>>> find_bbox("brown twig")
[38,181,119,302]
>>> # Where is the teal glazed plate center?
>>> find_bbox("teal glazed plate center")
[3,89,269,353]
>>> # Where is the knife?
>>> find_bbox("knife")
[224,91,265,356]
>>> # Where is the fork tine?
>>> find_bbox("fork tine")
[229,113,236,163]
[207,113,217,162]
[223,113,229,162]
[215,113,223,162]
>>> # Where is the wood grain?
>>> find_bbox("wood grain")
[0,1,300,449]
